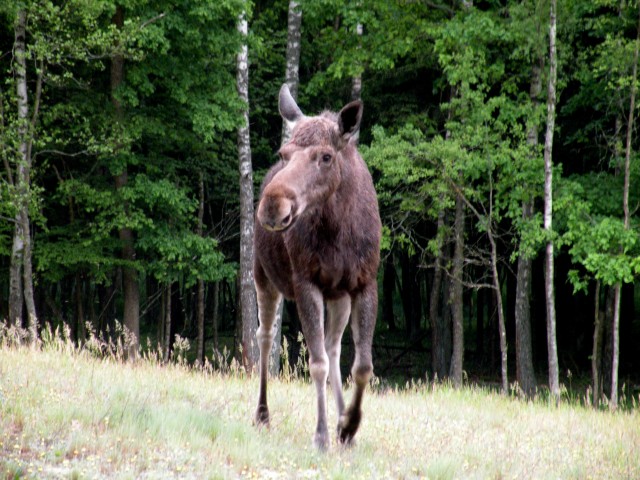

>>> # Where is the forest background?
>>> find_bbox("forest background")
[1,0,639,406]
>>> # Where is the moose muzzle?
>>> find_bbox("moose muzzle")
[257,188,297,232]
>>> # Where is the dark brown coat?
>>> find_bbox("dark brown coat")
[252,84,381,450]
[254,128,380,301]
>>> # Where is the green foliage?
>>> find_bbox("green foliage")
[137,226,235,286]
[560,177,640,291]
[38,173,236,286]
[362,125,448,253]
[1,0,640,382]
[1,0,241,292]
[355,3,554,269]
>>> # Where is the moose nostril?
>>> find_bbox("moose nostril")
[282,213,292,226]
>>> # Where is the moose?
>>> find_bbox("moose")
[253,84,381,450]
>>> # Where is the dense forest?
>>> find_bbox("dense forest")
[1,0,639,405]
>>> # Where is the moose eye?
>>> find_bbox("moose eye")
[321,153,332,163]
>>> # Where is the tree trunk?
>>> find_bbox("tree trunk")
[610,283,621,408]
[601,287,614,398]
[196,173,206,366]
[237,8,259,372]
[75,271,86,342]
[611,4,639,410]
[382,254,397,331]
[9,8,37,331]
[351,23,362,100]
[515,61,542,398]
[197,283,205,363]
[88,280,98,334]
[488,228,508,395]
[543,0,560,403]
[282,0,302,143]
[21,208,36,331]
[400,251,421,339]
[430,210,449,380]
[111,6,139,358]
[515,209,536,396]
[212,281,220,352]
[476,286,485,362]
[351,20,363,103]
[449,193,465,387]
[164,283,172,362]
[448,0,473,389]
[457,176,507,393]
[9,221,24,327]
[592,281,604,406]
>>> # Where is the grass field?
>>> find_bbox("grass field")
[1,331,639,479]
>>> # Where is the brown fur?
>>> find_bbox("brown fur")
[255,141,380,300]
[252,84,381,450]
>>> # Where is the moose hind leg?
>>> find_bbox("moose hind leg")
[254,273,282,427]
[338,283,377,445]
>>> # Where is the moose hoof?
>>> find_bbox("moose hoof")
[313,430,330,451]
[337,408,362,445]
[254,405,270,427]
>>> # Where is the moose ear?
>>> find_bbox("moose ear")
[337,101,363,140]
[279,84,303,126]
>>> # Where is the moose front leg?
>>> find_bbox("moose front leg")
[254,268,282,427]
[295,281,330,450]
[325,295,351,419]
[338,282,377,445]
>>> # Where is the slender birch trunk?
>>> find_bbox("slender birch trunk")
[281,0,302,144]
[9,8,38,331]
[10,9,28,328]
[543,0,560,403]
[611,4,639,410]
[21,62,41,334]
[592,281,604,406]
[455,179,507,394]
[196,173,206,366]
[75,272,86,342]
[488,224,508,395]
[486,179,508,395]
[351,20,363,147]
[237,8,259,371]
[164,283,172,362]
[212,280,220,352]
[9,211,24,326]
[351,21,363,102]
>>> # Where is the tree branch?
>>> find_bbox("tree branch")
[423,1,455,16]
[141,12,166,29]
[0,215,17,224]
[26,60,44,166]
[32,149,93,161]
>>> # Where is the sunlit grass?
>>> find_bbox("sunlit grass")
[1,325,639,479]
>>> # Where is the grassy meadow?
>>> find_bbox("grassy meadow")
[1,330,639,479]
